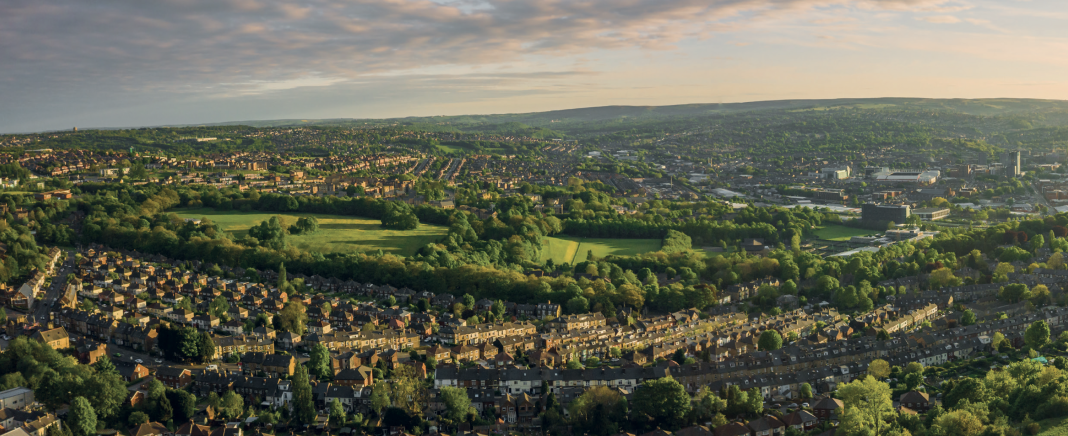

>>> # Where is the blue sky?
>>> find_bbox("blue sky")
[1,0,1065,133]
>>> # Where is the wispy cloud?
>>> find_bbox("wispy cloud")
[0,0,1063,132]
[917,14,962,22]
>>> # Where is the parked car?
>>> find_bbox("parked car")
[206,364,219,371]
[135,359,144,364]
[154,358,163,364]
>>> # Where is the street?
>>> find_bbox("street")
[33,251,74,324]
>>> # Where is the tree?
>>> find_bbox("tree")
[492,300,506,319]
[292,363,315,424]
[631,376,690,428]
[1025,320,1051,350]
[1001,283,1031,303]
[568,386,627,435]
[389,364,427,415]
[276,301,308,334]
[961,310,977,326]
[330,398,346,427]
[82,360,129,420]
[370,383,391,415]
[154,392,173,422]
[931,410,985,436]
[381,202,419,230]
[928,267,956,288]
[868,359,891,380]
[1049,252,1065,269]
[758,330,783,351]
[128,411,149,427]
[220,391,244,420]
[249,216,287,249]
[197,332,215,363]
[92,356,117,376]
[799,383,813,400]
[166,389,196,422]
[290,216,320,235]
[309,343,332,380]
[567,296,589,314]
[904,372,923,391]
[837,376,894,436]
[440,386,472,424]
[68,396,97,436]
[209,296,230,319]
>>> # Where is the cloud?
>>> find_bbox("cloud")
[2,0,1060,132]
[0,0,960,94]
[917,15,962,23]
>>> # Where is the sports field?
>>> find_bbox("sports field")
[813,224,877,241]
[172,208,447,256]
[542,236,662,264]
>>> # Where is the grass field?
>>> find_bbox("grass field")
[813,225,878,241]
[1039,417,1068,435]
[542,236,662,264]
[173,208,447,256]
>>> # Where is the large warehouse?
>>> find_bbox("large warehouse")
[873,170,940,184]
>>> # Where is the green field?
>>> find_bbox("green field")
[542,236,663,264]
[813,225,877,241]
[172,208,447,256]
[1039,417,1068,436]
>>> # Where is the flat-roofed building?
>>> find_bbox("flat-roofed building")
[0,387,34,409]
[913,208,950,221]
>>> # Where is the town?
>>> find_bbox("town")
[1,101,1068,436]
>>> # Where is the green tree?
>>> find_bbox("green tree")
[904,372,923,391]
[567,296,589,314]
[1000,283,1031,303]
[167,389,196,423]
[330,398,346,426]
[292,363,315,424]
[128,411,149,427]
[380,202,420,230]
[492,300,506,319]
[82,360,129,419]
[440,386,472,424]
[209,296,230,319]
[370,383,391,416]
[837,376,894,436]
[1025,320,1051,349]
[904,362,924,375]
[309,343,332,380]
[961,310,977,326]
[197,332,216,363]
[276,301,308,334]
[68,396,97,436]
[868,359,891,380]
[92,356,118,376]
[220,391,243,420]
[758,330,783,351]
[799,383,813,400]
[631,376,690,429]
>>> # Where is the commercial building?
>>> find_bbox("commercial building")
[1005,151,1021,177]
[873,170,940,185]
[0,387,34,409]
[862,203,911,225]
[913,208,950,221]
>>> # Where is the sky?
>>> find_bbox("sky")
[1,0,1066,133]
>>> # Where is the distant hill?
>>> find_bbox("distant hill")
[182,97,1068,132]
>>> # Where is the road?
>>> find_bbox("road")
[34,251,74,324]
[1033,180,1054,216]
